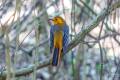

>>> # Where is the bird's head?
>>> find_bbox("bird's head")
[52,16,65,26]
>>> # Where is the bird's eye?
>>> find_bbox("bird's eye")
[55,18,57,21]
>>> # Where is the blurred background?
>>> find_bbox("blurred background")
[0,0,120,80]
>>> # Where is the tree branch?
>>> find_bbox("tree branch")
[0,1,120,79]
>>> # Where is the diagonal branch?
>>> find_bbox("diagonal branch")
[0,1,120,79]
[66,1,120,53]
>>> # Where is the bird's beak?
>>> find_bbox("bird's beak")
[48,19,54,22]
[48,19,52,21]
[48,19,54,25]
[48,19,52,23]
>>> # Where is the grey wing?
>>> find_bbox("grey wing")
[63,24,69,54]
[50,26,54,53]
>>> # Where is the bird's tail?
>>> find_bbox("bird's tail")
[52,48,62,66]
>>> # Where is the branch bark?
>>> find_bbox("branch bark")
[0,1,120,79]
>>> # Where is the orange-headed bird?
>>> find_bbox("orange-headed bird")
[50,16,69,66]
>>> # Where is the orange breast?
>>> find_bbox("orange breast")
[54,31,63,49]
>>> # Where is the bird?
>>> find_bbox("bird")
[50,16,69,66]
